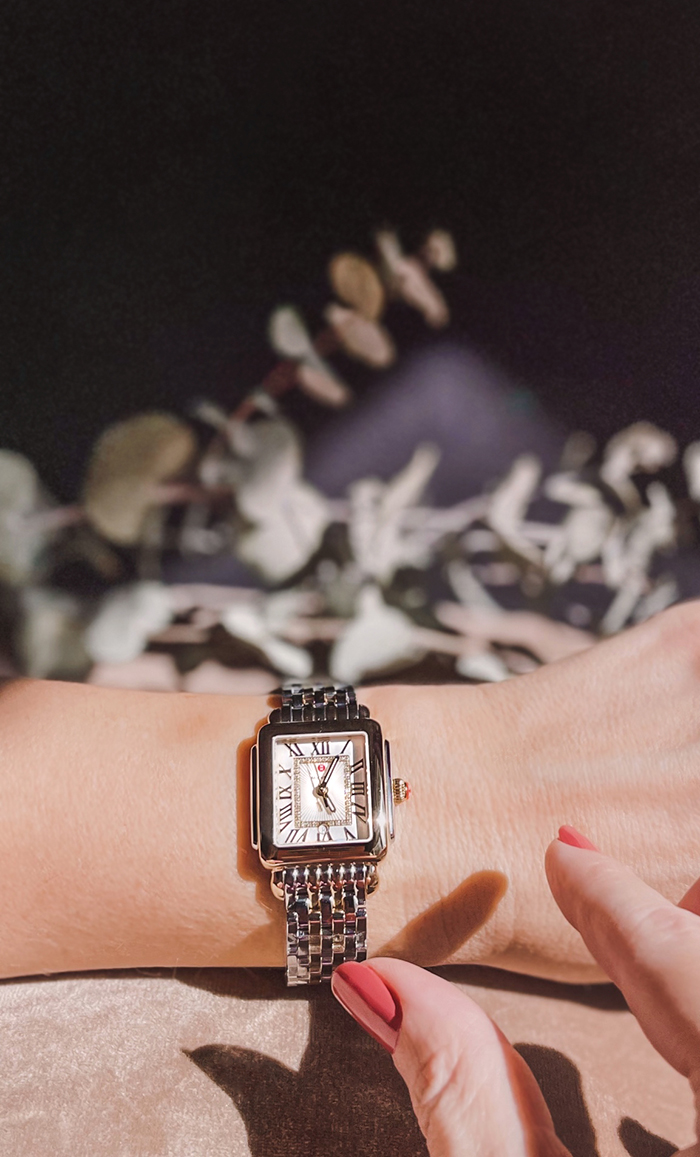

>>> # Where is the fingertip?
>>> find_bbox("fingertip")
[331,961,402,1055]
[557,824,600,851]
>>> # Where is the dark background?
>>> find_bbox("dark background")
[2,0,700,502]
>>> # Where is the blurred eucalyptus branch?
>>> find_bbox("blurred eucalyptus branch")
[0,228,695,691]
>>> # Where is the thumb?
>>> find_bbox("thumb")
[331,958,569,1157]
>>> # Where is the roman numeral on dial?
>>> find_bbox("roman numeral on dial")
[287,828,308,844]
[312,740,330,755]
[284,742,304,757]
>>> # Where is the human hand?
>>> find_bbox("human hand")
[332,825,700,1156]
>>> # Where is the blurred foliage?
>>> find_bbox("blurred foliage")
[1,228,695,691]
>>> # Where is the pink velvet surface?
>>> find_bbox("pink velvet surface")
[0,964,693,1155]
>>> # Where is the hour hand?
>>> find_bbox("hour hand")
[319,792,336,814]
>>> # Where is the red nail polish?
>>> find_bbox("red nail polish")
[331,962,402,1054]
[558,824,599,851]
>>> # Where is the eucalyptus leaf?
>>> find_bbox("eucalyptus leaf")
[375,230,449,328]
[233,418,302,521]
[447,560,511,610]
[328,253,385,321]
[544,505,613,584]
[683,441,700,502]
[455,649,510,682]
[422,229,458,272]
[268,305,315,361]
[228,417,330,581]
[600,483,676,633]
[296,363,353,408]
[324,303,396,368]
[542,475,614,584]
[85,581,174,664]
[329,585,422,684]
[348,445,440,583]
[83,412,197,545]
[0,451,53,585]
[220,601,312,677]
[487,454,543,566]
[237,481,329,582]
[601,422,677,508]
[18,587,90,679]
[632,576,678,624]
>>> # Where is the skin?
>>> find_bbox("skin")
[353,838,700,1155]
[0,599,697,989]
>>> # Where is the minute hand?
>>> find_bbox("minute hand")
[319,755,339,789]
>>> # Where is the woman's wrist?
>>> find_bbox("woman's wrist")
[3,610,697,984]
[0,674,611,980]
[0,677,523,979]
[361,683,517,970]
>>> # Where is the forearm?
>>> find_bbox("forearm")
[0,678,274,976]
[0,677,516,979]
[0,647,696,983]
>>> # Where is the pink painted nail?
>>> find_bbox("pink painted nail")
[558,824,600,851]
[331,962,402,1054]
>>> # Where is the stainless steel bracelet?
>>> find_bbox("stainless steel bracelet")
[275,862,370,986]
[272,684,371,986]
[270,683,369,724]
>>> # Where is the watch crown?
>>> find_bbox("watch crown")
[392,778,411,804]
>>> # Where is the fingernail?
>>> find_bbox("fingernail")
[558,824,600,851]
[331,962,402,1054]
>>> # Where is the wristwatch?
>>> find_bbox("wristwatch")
[250,684,411,986]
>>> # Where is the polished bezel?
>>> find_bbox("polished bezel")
[252,716,389,869]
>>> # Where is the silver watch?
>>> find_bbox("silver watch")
[250,684,411,986]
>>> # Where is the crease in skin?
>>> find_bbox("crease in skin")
[375,870,508,965]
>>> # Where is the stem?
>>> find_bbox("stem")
[22,505,86,533]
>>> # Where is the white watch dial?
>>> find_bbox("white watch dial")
[272,732,371,848]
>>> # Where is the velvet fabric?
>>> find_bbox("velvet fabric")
[0,964,692,1155]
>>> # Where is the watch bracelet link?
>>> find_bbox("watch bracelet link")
[277,862,370,986]
[272,684,370,986]
[270,683,369,724]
